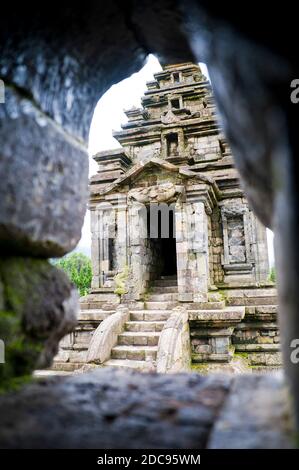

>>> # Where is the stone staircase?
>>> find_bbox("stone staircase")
[51,305,114,372]
[48,281,280,375]
[103,275,178,371]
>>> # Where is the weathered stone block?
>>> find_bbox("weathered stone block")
[0,257,78,388]
[0,88,88,257]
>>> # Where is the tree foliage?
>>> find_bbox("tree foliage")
[53,252,92,297]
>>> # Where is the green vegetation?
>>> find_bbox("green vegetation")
[191,363,210,374]
[269,267,276,283]
[53,252,92,297]
[217,289,228,303]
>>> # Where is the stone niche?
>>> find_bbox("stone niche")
[220,202,254,283]
[227,216,246,262]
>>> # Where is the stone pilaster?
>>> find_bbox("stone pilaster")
[192,201,210,301]
[175,201,191,301]
[115,195,128,272]
[178,183,215,302]
[90,208,101,289]
[90,201,116,289]
[250,212,270,282]
[127,201,147,300]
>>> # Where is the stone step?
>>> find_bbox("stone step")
[159,275,177,280]
[152,279,177,287]
[224,288,277,307]
[51,362,83,372]
[188,301,226,310]
[78,310,111,322]
[73,337,93,347]
[144,301,177,310]
[118,331,160,346]
[148,293,178,301]
[70,344,88,351]
[34,370,73,378]
[103,359,155,372]
[151,286,178,293]
[234,343,281,352]
[227,296,278,306]
[235,321,278,330]
[73,330,94,341]
[245,305,278,314]
[74,325,96,332]
[68,350,87,363]
[225,287,277,296]
[244,305,278,321]
[130,310,173,321]
[125,320,166,332]
[188,306,245,322]
[111,345,158,361]
[80,302,117,311]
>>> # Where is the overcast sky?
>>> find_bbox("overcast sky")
[76,54,274,266]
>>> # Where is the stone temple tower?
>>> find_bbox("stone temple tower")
[53,63,280,374]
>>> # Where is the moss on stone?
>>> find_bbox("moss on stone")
[0,257,51,317]
[0,257,63,391]
[217,289,228,302]
[141,286,153,301]
[191,363,210,375]
[0,309,43,392]
[235,352,249,358]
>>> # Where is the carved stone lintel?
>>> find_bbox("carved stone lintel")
[128,183,184,204]
[221,204,247,218]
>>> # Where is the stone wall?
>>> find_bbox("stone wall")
[190,287,281,371]
[187,134,221,163]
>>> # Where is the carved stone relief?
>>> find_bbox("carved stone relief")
[128,182,184,204]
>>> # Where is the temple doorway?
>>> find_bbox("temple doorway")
[147,203,177,280]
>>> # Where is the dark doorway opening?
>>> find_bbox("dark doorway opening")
[147,204,177,278]
[166,133,179,156]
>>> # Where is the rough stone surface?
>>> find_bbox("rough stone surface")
[0,4,150,142]
[0,369,294,449]
[0,87,88,257]
[0,257,78,383]
[208,373,295,449]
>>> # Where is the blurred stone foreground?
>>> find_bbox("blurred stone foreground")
[1,2,299,448]
[0,369,294,448]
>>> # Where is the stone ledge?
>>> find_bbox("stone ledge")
[0,369,294,449]
[188,307,245,324]
[208,372,294,449]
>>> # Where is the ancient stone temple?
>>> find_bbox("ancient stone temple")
[53,63,280,374]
